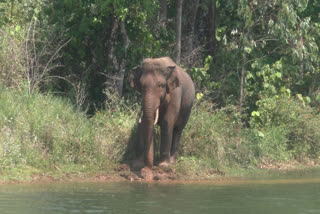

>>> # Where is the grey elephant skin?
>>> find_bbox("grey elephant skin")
[130,57,195,171]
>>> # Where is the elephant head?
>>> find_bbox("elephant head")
[130,57,180,167]
[130,57,180,124]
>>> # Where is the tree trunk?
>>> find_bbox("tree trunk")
[107,19,130,98]
[187,0,199,52]
[108,19,119,71]
[208,0,217,59]
[176,0,183,64]
[239,51,246,115]
[159,0,167,25]
[118,21,130,98]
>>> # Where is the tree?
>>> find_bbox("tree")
[1,0,320,120]
[159,0,167,25]
[176,0,183,64]
[207,0,217,58]
[40,0,160,111]
[107,18,130,98]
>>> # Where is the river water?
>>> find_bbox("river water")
[0,174,319,214]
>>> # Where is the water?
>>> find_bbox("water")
[0,176,319,214]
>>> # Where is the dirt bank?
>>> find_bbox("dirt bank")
[1,163,319,185]
[0,163,225,185]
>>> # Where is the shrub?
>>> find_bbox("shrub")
[91,102,138,166]
[0,29,24,87]
[1,84,320,176]
[0,84,96,171]
[250,95,320,162]
[180,101,242,168]
[243,126,291,165]
[179,96,320,169]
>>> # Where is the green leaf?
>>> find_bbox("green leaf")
[304,96,311,104]
[196,93,204,100]
[244,47,252,53]
[258,131,265,138]
[251,111,260,117]
[15,25,21,32]
[296,94,303,102]
[275,72,282,79]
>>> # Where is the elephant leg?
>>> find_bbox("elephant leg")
[159,120,174,166]
[170,108,192,163]
[170,127,183,163]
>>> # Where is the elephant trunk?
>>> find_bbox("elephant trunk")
[142,92,160,168]
[139,108,159,125]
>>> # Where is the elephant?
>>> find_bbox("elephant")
[130,57,195,173]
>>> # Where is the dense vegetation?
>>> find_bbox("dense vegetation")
[0,0,320,179]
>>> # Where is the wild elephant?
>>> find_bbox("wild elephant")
[130,57,195,177]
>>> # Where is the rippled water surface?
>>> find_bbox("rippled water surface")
[0,175,320,214]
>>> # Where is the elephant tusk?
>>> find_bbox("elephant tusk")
[139,109,158,125]
[154,108,159,125]
[139,112,143,123]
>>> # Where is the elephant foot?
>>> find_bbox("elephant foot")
[170,156,177,164]
[141,167,153,181]
[132,159,144,170]
[158,160,170,167]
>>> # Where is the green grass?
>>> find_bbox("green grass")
[0,84,137,181]
[179,98,320,172]
[0,85,320,182]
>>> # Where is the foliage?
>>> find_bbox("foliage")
[1,0,320,114]
[181,98,320,168]
[1,85,320,179]
[250,96,320,161]
[0,84,137,172]
[1,0,320,177]
[0,2,65,94]
[191,56,215,91]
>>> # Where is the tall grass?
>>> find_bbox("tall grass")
[180,97,320,171]
[0,84,137,174]
[0,85,319,178]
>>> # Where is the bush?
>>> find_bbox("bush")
[91,99,139,166]
[1,84,320,177]
[0,84,138,173]
[0,84,89,169]
[243,126,290,165]
[180,101,242,168]
[0,28,24,87]
[179,96,320,169]
[250,96,320,162]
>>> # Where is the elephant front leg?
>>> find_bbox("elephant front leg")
[170,108,192,164]
[159,120,173,167]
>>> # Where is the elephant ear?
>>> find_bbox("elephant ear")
[130,66,142,92]
[166,65,180,93]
